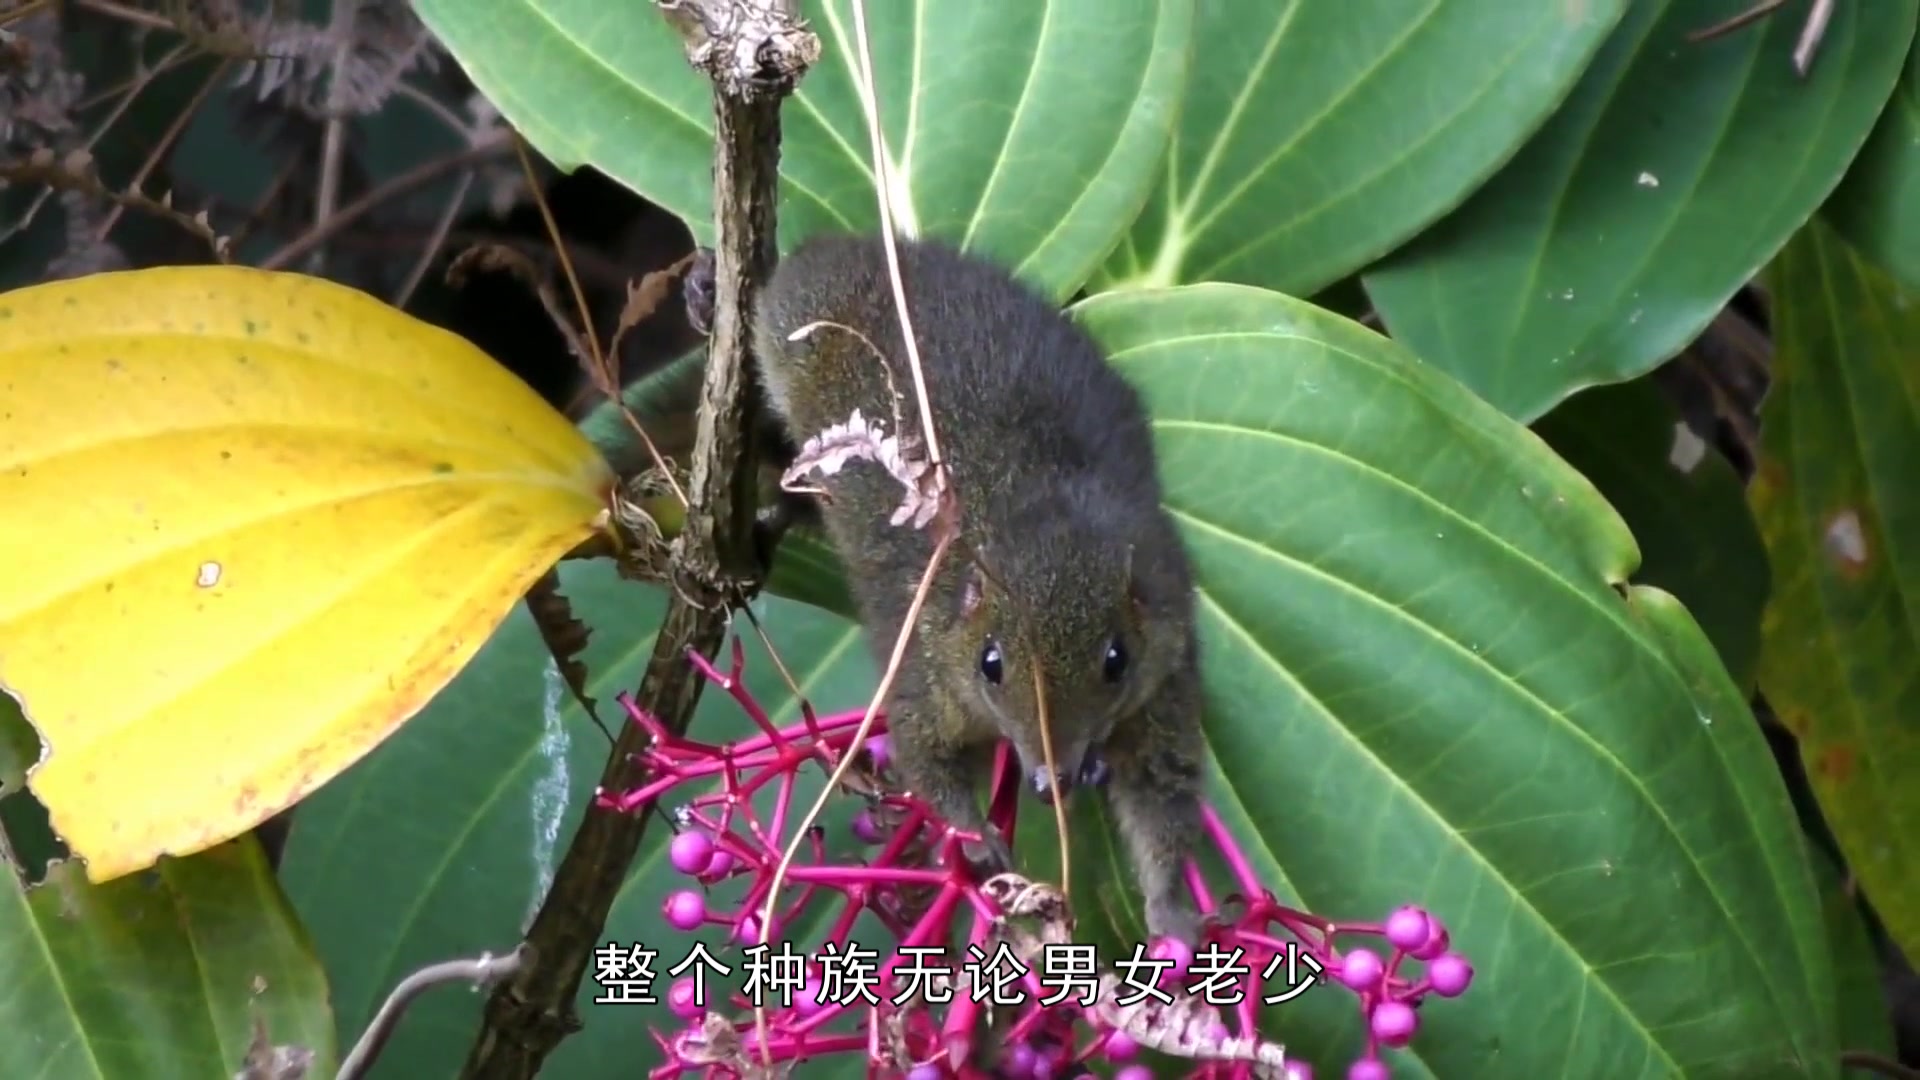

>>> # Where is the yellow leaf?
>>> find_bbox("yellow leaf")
[0,266,615,882]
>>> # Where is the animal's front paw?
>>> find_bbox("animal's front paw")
[959,830,1015,879]
[1076,747,1111,789]
[1146,895,1204,949]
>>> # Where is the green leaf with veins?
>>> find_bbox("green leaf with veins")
[0,839,337,1080]
[1816,845,1896,1060]
[1826,35,1920,290]
[1751,216,1920,967]
[1061,283,1831,1077]
[286,283,1835,1077]
[415,0,1191,303]
[1094,0,1626,299]
[1364,0,1919,421]
[1532,378,1770,691]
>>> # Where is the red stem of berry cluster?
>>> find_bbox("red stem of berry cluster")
[595,640,1475,1080]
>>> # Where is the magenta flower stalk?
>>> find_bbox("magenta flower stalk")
[596,640,1474,1080]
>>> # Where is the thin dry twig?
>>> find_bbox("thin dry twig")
[1,149,232,260]
[93,57,233,244]
[340,946,527,1080]
[844,0,943,475]
[735,602,811,716]
[311,0,364,274]
[446,243,589,351]
[1686,0,1790,41]
[512,135,605,378]
[0,0,56,30]
[1842,1051,1920,1080]
[393,165,473,306]
[258,131,509,269]
[501,135,691,511]
[1029,658,1071,903]
[1686,0,1837,77]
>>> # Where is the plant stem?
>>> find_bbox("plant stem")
[454,3,815,1076]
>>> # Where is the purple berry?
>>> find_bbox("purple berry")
[1338,947,1385,991]
[1410,923,1450,962]
[1348,1059,1390,1080]
[907,1066,943,1080]
[1384,906,1430,951]
[1285,1063,1315,1080]
[1116,1068,1155,1080]
[667,975,704,1018]
[703,849,736,878]
[866,734,891,769]
[795,973,825,1016]
[1372,1000,1419,1046]
[851,809,884,844]
[663,889,705,931]
[733,914,769,944]
[1103,1031,1139,1061]
[1428,953,1473,997]
[1150,935,1195,979]
[669,831,714,875]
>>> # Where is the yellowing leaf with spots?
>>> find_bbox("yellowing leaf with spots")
[0,266,616,882]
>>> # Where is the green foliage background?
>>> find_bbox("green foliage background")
[4,0,1918,1078]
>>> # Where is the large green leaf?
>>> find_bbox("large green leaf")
[288,295,1834,1075]
[1096,0,1625,299]
[1057,284,1833,1077]
[416,0,1192,303]
[1816,848,1896,1059]
[0,838,337,1079]
[1751,217,1920,965]
[1827,37,1920,290]
[1532,377,1769,690]
[1364,0,1919,422]
[278,571,878,1079]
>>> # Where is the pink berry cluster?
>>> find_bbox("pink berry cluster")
[597,641,1474,1079]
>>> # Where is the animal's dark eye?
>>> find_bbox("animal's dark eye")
[979,639,1004,685]
[1103,636,1128,683]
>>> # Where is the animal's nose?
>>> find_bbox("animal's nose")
[1029,765,1075,804]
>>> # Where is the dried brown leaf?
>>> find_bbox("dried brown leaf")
[782,408,944,529]
[524,570,604,737]
[232,1012,316,1080]
[608,250,699,362]
[447,243,602,388]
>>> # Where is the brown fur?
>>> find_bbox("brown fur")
[750,233,1208,944]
